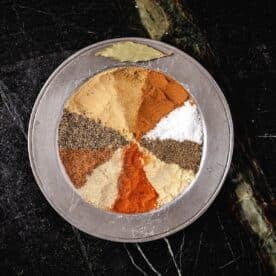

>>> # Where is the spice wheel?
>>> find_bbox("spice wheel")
[58,67,203,213]
[28,38,233,242]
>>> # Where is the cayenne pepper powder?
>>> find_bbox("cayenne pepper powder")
[134,71,189,139]
[112,143,158,213]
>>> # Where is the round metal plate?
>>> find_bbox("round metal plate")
[28,38,233,242]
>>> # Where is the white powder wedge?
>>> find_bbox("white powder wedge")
[144,101,203,144]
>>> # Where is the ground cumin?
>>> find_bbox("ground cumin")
[112,143,158,213]
[59,148,113,188]
[134,71,189,139]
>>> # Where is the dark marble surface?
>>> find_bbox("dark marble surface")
[0,0,275,275]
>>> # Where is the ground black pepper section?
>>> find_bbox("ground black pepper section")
[58,110,128,149]
[141,138,202,172]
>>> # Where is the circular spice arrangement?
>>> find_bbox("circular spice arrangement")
[58,67,203,214]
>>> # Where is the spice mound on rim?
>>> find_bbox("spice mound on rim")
[58,66,203,214]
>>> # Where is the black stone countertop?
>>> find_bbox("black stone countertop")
[0,0,275,275]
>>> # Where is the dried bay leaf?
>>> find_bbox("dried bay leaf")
[95,41,169,62]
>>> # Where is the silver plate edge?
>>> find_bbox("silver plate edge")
[28,37,234,242]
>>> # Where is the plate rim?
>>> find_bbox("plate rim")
[28,37,234,242]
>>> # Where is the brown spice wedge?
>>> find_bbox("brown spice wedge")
[59,148,114,188]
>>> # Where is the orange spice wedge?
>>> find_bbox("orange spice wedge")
[134,71,189,139]
[112,143,158,214]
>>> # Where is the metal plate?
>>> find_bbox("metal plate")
[28,38,233,242]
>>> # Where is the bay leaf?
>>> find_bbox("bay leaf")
[95,41,169,62]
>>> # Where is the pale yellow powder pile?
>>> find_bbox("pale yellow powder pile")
[143,148,195,206]
[65,67,147,140]
[78,148,123,210]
